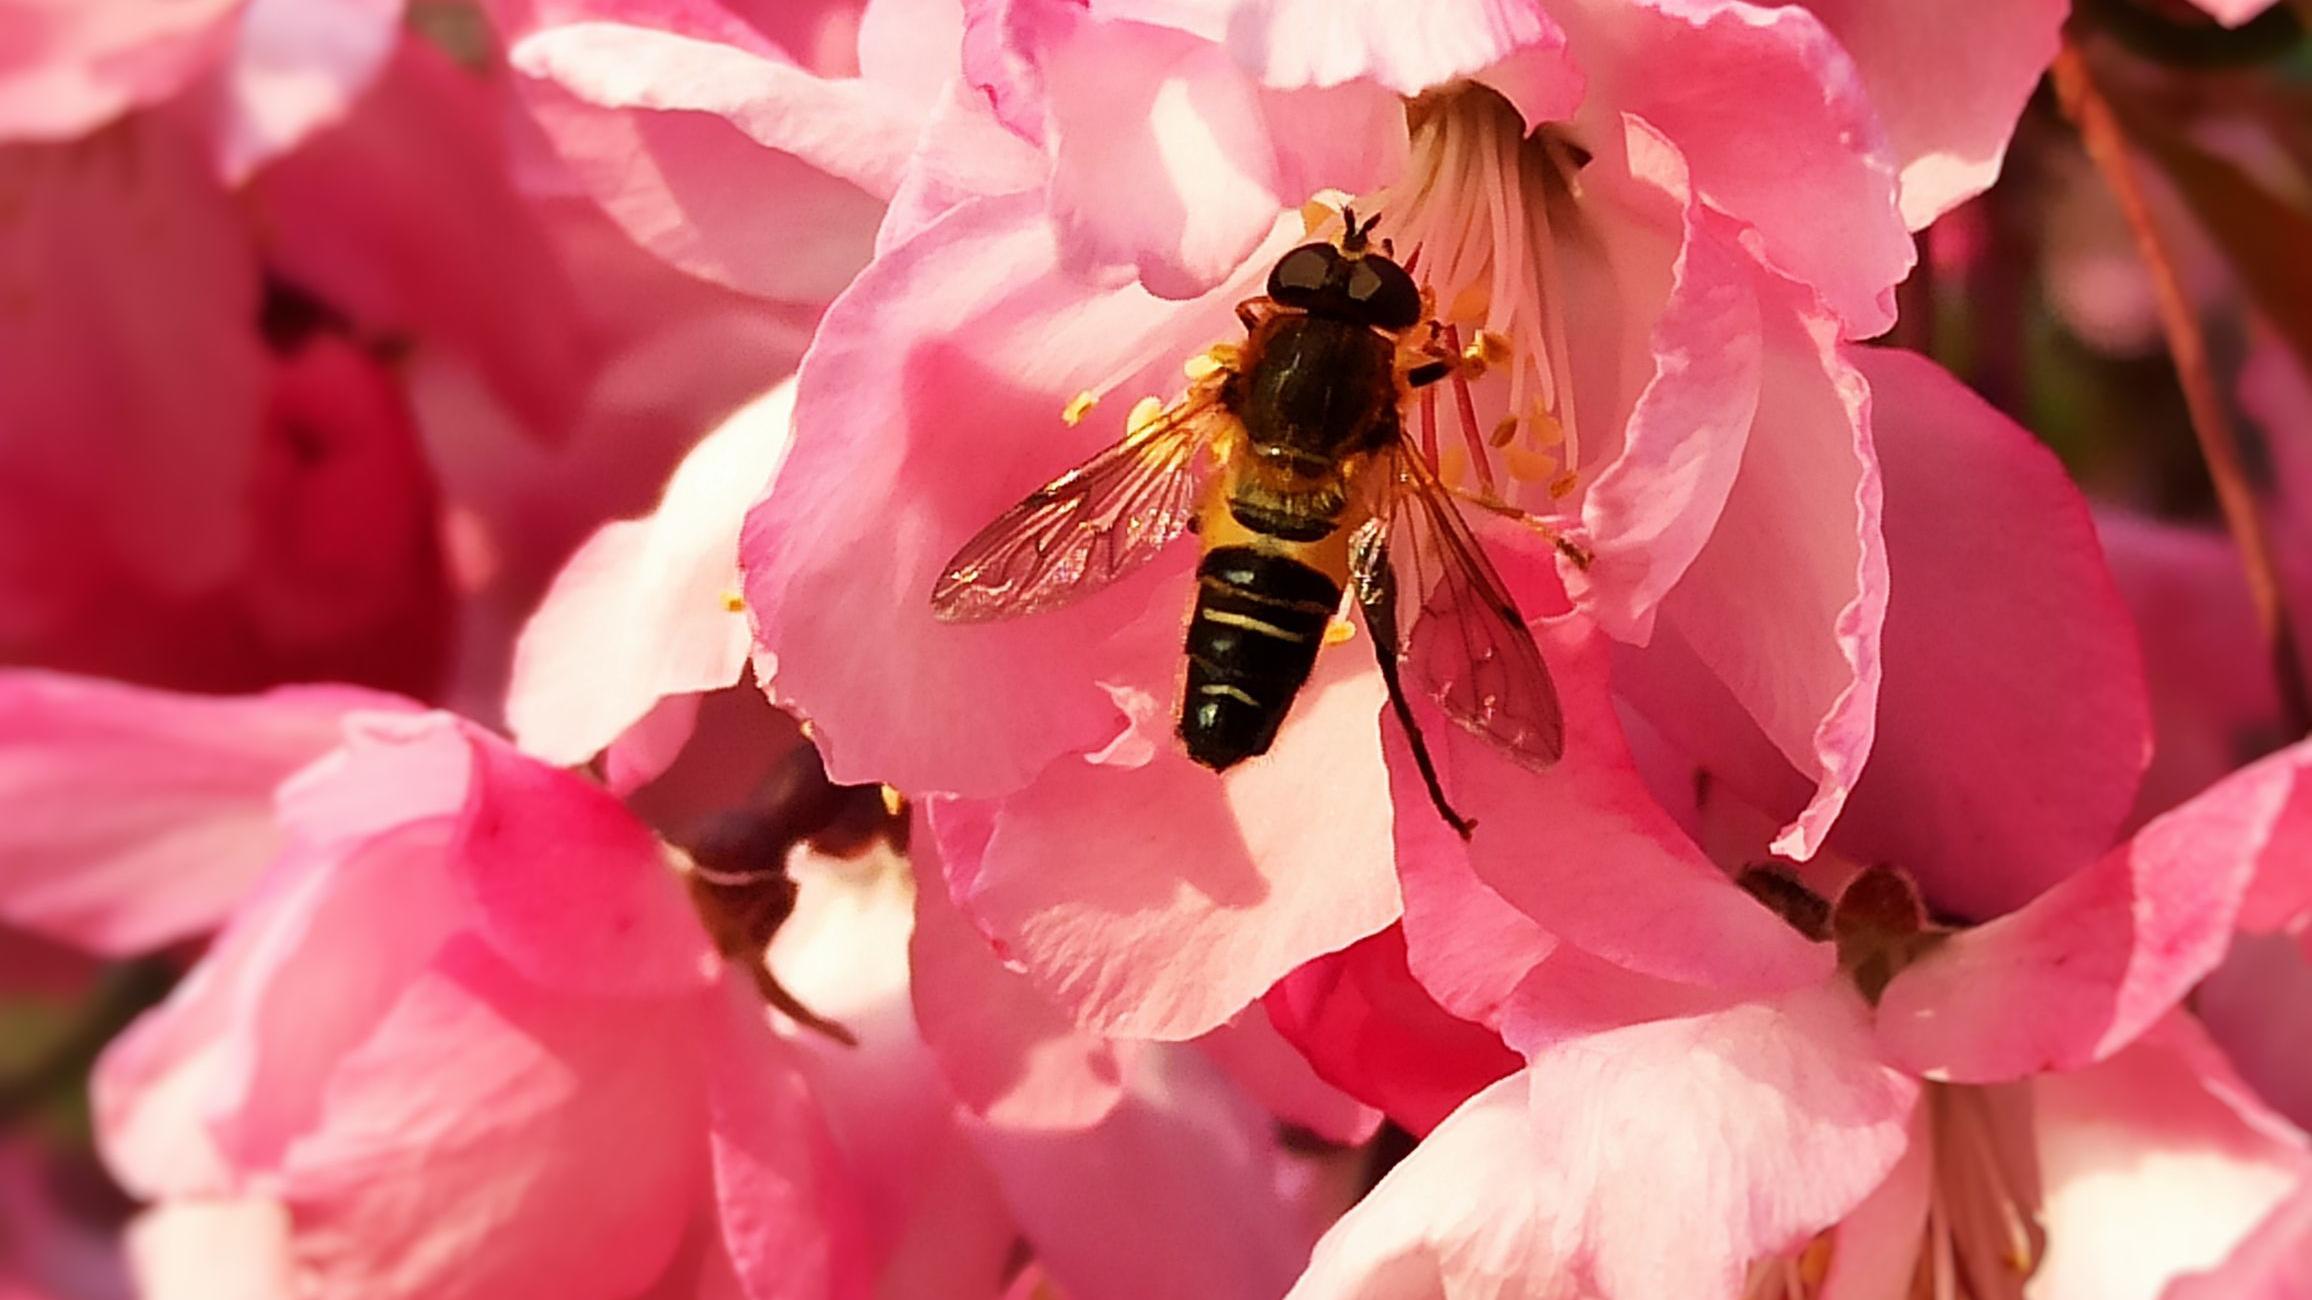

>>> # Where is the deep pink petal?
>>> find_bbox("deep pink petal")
[2031,1016,2309,1300]
[742,193,1278,797]
[1196,1011,1384,1147]
[507,381,795,766]
[509,20,891,301]
[0,0,242,140]
[279,938,710,1300]
[1289,986,1918,1299]
[180,0,404,181]
[0,119,267,597]
[703,983,875,1300]
[1646,289,1884,861]
[1878,742,2312,1083]
[910,812,1133,1127]
[943,651,1400,1040]
[1263,927,1522,1137]
[1798,0,2065,227]
[1552,0,1908,336]
[2194,933,2312,1133]
[1825,350,2151,920]
[247,39,591,441]
[0,673,409,954]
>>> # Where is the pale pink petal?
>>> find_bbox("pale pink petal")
[247,39,591,441]
[2184,0,2284,26]
[874,72,1048,255]
[910,812,1133,1127]
[279,938,710,1300]
[1552,0,1908,336]
[2167,1175,2312,1300]
[1197,1011,1384,1147]
[943,651,1400,1039]
[742,193,1283,797]
[0,673,409,954]
[509,21,894,301]
[2031,1016,2308,1300]
[508,380,796,766]
[181,0,404,181]
[703,983,874,1300]
[0,0,242,141]
[1218,0,1569,99]
[1798,0,2065,227]
[966,1046,1316,1300]
[1263,927,1523,1137]
[1826,350,2151,920]
[126,1200,295,1300]
[1818,1107,1933,1300]
[1392,801,1557,1032]
[1878,743,2312,1083]
[1650,287,1884,861]
[1289,986,1918,1300]
[0,119,266,596]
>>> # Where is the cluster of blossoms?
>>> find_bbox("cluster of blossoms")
[4,1,2312,1298]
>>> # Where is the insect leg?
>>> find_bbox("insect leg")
[1351,525,1478,840]
[1451,491,1594,571]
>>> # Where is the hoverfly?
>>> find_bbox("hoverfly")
[930,210,1570,836]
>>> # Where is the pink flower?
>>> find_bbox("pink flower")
[2185,0,2285,26]
[77,701,872,1300]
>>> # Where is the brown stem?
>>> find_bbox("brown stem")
[2055,39,2312,737]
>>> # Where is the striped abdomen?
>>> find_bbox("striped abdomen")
[1180,545,1341,769]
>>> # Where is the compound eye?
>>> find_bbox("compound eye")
[1343,255,1423,330]
[1267,243,1340,306]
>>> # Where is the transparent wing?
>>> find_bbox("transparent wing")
[1352,445,1564,769]
[930,392,1230,622]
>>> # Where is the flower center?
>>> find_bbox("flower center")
[1917,1083,2047,1299]
[1369,84,1589,503]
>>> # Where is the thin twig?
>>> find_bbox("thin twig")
[2055,39,2312,737]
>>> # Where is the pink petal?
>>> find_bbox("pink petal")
[180,0,404,182]
[246,39,591,441]
[1553,0,1909,336]
[0,0,243,141]
[1392,802,1558,1032]
[2194,933,2312,1133]
[2167,1174,2312,1300]
[1196,1011,1384,1147]
[1289,986,1918,1300]
[2030,1016,2308,1300]
[941,651,1401,1039]
[1817,1107,1933,1300]
[0,119,267,596]
[1647,287,1884,861]
[126,1199,295,1300]
[509,19,894,301]
[965,1046,1318,1300]
[910,814,1133,1128]
[279,938,710,1300]
[703,983,875,1300]
[1218,0,1569,99]
[1878,742,2312,1083]
[1824,350,2151,921]
[604,693,708,798]
[0,673,409,954]
[1798,0,2065,228]
[742,192,1277,797]
[2183,0,2284,26]
[508,381,796,767]
[1263,927,1523,1137]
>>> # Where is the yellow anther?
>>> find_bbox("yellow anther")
[1446,284,1491,324]
[1527,403,1565,447]
[1437,443,1470,489]
[1062,391,1099,426]
[1462,329,1512,372]
[1184,343,1240,382]
[879,785,906,817]
[1503,444,1557,485]
[1126,395,1166,433]
[1548,470,1581,499]
[1301,198,1340,237]
[1323,618,1357,646]
[1489,414,1520,448]
[721,590,748,613]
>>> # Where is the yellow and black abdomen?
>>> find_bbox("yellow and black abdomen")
[1181,542,1340,769]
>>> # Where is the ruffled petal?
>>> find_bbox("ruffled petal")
[181,0,403,181]
[742,193,1282,797]
[508,381,796,766]
[2030,1016,2309,1300]
[1798,0,2065,227]
[1215,0,1568,99]
[0,673,409,954]
[1196,1010,1384,1146]
[941,650,1401,1039]
[1551,0,1908,336]
[1825,350,2151,921]
[1877,742,2312,1083]
[0,0,242,141]
[1648,286,1884,860]
[1288,985,1917,1300]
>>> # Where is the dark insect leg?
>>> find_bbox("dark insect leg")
[1355,559,1477,840]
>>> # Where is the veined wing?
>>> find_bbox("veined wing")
[1350,444,1564,769]
[930,391,1232,622]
